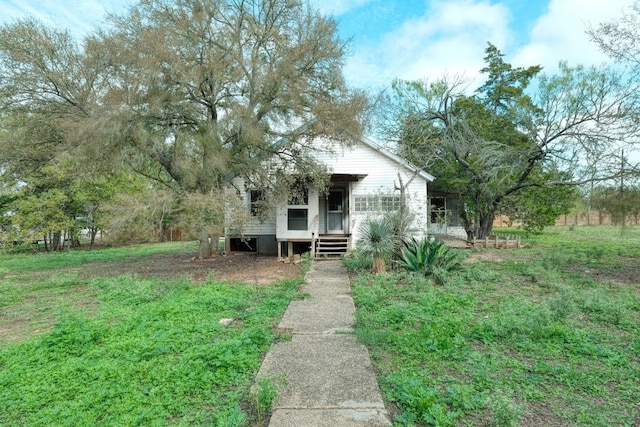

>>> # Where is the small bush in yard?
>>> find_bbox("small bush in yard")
[398,237,463,284]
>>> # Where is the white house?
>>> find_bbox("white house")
[224,136,434,259]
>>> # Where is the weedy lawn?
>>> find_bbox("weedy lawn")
[348,226,640,426]
[0,243,305,426]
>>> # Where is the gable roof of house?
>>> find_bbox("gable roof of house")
[267,121,435,183]
[361,136,435,182]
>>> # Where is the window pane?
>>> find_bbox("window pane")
[250,190,266,216]
[288,179,309,205]
[288,208,308,230]
[328,190,343,211]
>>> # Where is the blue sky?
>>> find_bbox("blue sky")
[1,0,635,89]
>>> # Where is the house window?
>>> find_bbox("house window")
[250,189,266,216]
[380,195,401,211]
[354,195,370,212]
[288,208,308,230]
[429,197,446,223]
[354,195,401,212]
[288,179,308,205]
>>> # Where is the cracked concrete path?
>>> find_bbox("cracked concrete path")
[257,260,391,427]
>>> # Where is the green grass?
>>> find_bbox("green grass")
[0,244,305,426]
[0,241,194,273]
[350,226,640,426]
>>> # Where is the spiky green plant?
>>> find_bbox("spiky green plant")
[356,218,395,273]
[398,237,463,284]
[384,209,416,262]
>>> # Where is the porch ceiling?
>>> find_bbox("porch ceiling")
[330,173,367,182]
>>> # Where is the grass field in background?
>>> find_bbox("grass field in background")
[0,241,193,273]
[0,243,304,426]
[349,226,640,426]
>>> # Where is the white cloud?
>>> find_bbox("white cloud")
[345,0,512,88]
[2,0,130,36]
[513,0,636,71]
[311,0,374,16]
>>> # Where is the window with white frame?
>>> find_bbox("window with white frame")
[287,208,308,230]
[380,195,401,211]
[354,194,401,212]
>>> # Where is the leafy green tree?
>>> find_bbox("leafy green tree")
[382,43,638,238]
[0,20,122,249]
[0,193,19,245]
[591,184,640,225]
[0,0,368,258]
[7,156,138,250]
[94,0,367,257]
[499,169,579,233]
[12,188,71,250]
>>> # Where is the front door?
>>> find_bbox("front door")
[327,189,344,233]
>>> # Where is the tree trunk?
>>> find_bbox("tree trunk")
[372,254,386,274]
[460,203,476,241]
[161,223,167,242]
[90,227,97,249]
[198,229,219,259]
[52,230,62,251]
[476,211,495,239]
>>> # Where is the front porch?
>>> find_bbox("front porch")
[276,175,362,261]
[277,234,352,261]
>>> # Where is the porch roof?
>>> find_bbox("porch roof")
[330,173,367,182]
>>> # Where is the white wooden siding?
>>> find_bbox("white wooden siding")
[312,139,429,244]
[226,177,276,236]
[275,189,320,240]
[226,138,430,244]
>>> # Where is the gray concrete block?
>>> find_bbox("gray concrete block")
[258,334,385,410]
[269,408,391,427]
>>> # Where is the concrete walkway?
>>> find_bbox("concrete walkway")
[257,260,391,427]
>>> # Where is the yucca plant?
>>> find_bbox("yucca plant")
[384,209,416,262]
[356,218,395,274]
[398,237,463,284]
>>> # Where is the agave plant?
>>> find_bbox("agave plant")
[398,237,463,284]
[356,218,395,273]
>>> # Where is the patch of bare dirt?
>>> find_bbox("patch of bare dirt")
[578,257,640,287]
[519,401,567,427]
[465,248,531,263]
[80,252,302,285]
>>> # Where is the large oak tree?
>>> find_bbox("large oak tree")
[0,0,367,257]
[99,0,367,257]
[381,44,639,238]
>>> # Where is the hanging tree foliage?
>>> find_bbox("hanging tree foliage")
[96,0,367,257]
[380,43,639,238]
[0,0,368,256]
